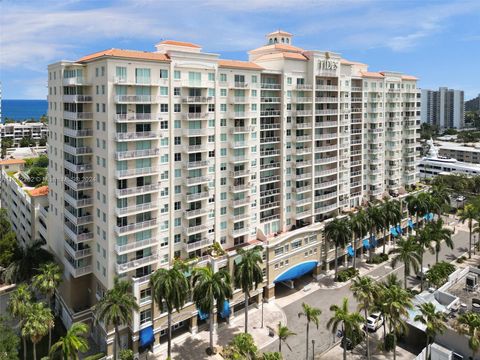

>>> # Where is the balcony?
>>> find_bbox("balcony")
[231,126,255,134]
[230,111,253,119]
[230,183,251,192]
[116,254,159,274]
[292,110,313,116]
[315,156,338,164]
[115,237,158,255]
[63,95,93,103]
[116,183,160,197]
[232,227,250,237]
[115,167,158,179]
[63,128,93,138]
[64,193,93,208]
[64,260,92,278]
[114,113,163,122]
[184,160,210,169]
[229,96,250,104]
[115,148,160,160]
[231,141,249,149]
[260,97,281,103]
[295,147,312,155]
[261,161,280,170]
[231,197,251,207]
[260,149,280,157]
[294,185,312,193]
[64,209,93,226]
[295,84,313,90]
[64,160,93,173]
[261,83,281,90]
[315,121,338,128]
[315,179,338,190]
[315,192,338,201]
[316,168,338,177]
[64,111,93,121]
[316,85,338,91]
[317,145,337,152]
[115,131,158,141]
[293,97,313,103]
[295,197,311,206]
[116,202,157,216]
[315,133,337,140]
[260,201,280,210]
[185,144,209,153]
[230,169,250,177]
[295,208,311,219]
[64,177,94,190]
[182,96,213,103]
[186,128,212,137]
[260,175,280,184]
[181,80,214,88]
[186,191,211,202]
[184,208,209,219]
[114,95,155,103]
[183,223,211,236]
[315,97,338,103]
[65,244,92,260]
[233,211,251,222]
[260,136,280,144]
[63,77,88,86]
[63,144,92,155]
[183,112,211,120]
[114,219,158,235]
[316,109,338,116]
[185,175,211,185]
[184,237,214,252]
[293,122,312,129]
[314,203,338,214]
[260,110,281,117]
[294,135,312,142]
[64,224,93,243]
[231,155,249,163]
[295,172,311,180]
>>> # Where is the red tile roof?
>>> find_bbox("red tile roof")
[158,40,201,48]
[218,59,264,70]
[250,43,304,54]
[401,75,418,81]
[78,49,170,63]
[341,59,366,66]
[255,52,309,62]
[0,159,25,165]
[29,186,48,197]
[361,71,384,79]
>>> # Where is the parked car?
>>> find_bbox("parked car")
[416,267,430,279]
[365,312,383,332]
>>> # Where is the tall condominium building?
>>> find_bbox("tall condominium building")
[46,31,419,355]
[421,87,465,129]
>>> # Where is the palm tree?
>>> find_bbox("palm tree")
[298,302,321,360]
[49,322,89,360]
[150,262,190,359]
[415,226,434,292]
[349,209,368,270]
[276,322,296,354]
[22,302,54,360]
[351,276,377,360]
[94,278,139,360]
[381,273,402,289]
[32,261,62,348]
[391,236,422,289]
[366,204,383,260]
[234,245,264,333]
[2,239,53,284]
[405,193,428,231]
[458,203,478,258]
[324,217,352,280]
[430,184,450,217]
[457,312,480,360]
[8,284,32,360]
[429,219,454,264]
[381,285,412,360]
[327,297,364,360]
[192,265,233,354]
[414,302,447,360]
[382,200,402,251]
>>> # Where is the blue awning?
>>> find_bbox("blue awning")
[363,239,370,249]
[347,246,354,257]
[408,219,414,229]
[198,308,209,320]
[423,213,433,221]
[274,261,317,283]
[390,227,398,237]
[396,225,403,234]
[219,300,230,319]
[139,326,154,347]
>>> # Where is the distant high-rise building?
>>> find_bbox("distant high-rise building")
[421,87,465,129]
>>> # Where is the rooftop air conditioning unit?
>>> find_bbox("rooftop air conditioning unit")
[466,274,477,288]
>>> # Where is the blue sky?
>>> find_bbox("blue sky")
[1,0,479,99]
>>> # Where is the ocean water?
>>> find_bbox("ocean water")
[1,99,48,122]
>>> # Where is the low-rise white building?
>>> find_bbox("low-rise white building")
[0,159,48,246]
[0,121,48,147]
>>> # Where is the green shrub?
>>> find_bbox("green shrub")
[337,267,359,282]
[384,333,395,352]
[119,349,134,360]
[366,253,389,264]
[456,256,467,264]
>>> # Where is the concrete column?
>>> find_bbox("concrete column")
[190,315,198,335]
[265,284,275,303]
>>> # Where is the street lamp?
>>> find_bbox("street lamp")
[312,339,315,360]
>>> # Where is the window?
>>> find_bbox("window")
[220,73,227,82]
[174,70,181,79]
[160,87,168,96]
[140,309,152,324]
[220,89,227,97]
[174,87,181,96]
[208,73,215,81]
[160,69,168,78]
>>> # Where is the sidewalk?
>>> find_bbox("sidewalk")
[156,302,285,360]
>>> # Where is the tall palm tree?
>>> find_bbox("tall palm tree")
[234,245,264,333]
[414,302,447,360]
[49,322,89,360]
[324,217,352,280]
[22,302,54,360]
[391,236,422,289]
[349,209,368,270]
[415,226,434,292]
[458,203,478,258]
[381,285,412,360]
[457,312,480,360]
[405,193,428,232]
[351,276,377,360]
[2,239,53,284]
[8,284,32,360]
[276,322,296,354]
[192,265,233,354]
[327,297,364,360]
[298,302,321,360]
[429,219,454,264]
[150,262,190,359]
[430,184,450,217]
[32,261,62,348]
[366,204,383,260]
[94,278,139,360]
[382,200,402,251]
[381,273,402,289]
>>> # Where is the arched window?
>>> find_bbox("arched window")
[286,38,290,44]
[281,37,285,43]
[274,38,278,43]
[269,38,273,44]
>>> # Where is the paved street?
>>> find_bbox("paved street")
[262,227,471,360]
